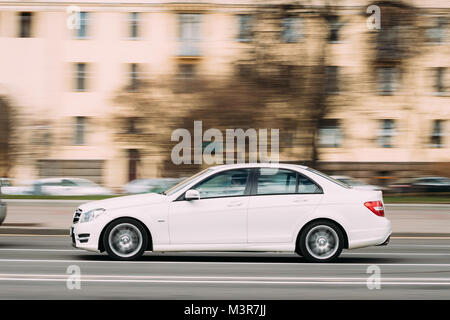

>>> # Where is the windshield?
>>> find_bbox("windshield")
[163,169,212,196]
[307,168,351,189]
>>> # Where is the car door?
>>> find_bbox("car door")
[247,168,324,243]
[168,168,252,245]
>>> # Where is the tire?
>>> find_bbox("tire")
[298,220,344,263]
[103,218,148,261]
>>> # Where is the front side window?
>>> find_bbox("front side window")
[193,169,251,199]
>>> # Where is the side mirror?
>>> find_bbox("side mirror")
[185,189,200,200]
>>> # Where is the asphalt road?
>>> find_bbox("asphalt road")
[0,235,449,299]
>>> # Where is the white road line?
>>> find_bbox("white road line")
[0,276,449,286]
[3,274,450,281]
[0,258,450,266]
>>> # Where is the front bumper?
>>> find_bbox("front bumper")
[70,221,102,252]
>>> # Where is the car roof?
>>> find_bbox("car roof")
[208,163,308,171]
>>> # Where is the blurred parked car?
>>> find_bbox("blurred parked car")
[389,177,450,193]
[0,188,6,225]
[122,178,184,194]
[30,178,114,196]
[0,178,34,195]
[331,175,385,191]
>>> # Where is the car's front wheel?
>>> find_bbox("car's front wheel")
[103,218,148,261]
[298,220,344,263]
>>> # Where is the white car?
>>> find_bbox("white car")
[71,163,391,262]
[33,178,113,196]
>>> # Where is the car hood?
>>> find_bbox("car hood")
[78,193,167,211]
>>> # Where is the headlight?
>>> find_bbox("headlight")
[79,208,106,223]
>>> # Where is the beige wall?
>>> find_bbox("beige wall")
[0,1,449,187]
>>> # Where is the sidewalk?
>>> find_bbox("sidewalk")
[0,200,449,237]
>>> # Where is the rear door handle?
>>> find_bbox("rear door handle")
[227,201,243,207]
[293,199,309,203]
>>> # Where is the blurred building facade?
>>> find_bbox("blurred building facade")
[0,0,449,188]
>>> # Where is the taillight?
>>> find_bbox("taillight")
[364,201,385,217]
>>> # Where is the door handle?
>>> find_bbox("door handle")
[227,201,243,207]
[293,199,309,203]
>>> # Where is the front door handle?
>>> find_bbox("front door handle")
[293,198,309,203]
[227,201,243,207]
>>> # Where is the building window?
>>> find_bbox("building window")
[74,63,88,91]
[377,119,396,148]
[74,117,86,145]
[129,12,140,39]
[178,63,196,80]
[178,13,201,56]
[18,12,33,38]
[128,63,140,91]
[237,14,253,42]
[318,119,341,148]
[427,16,447,44]
[325,66,339,94]
[434,67,447,94]
[326,15,343,43]
[281,17,303,43]
[75,12,89,39]
[430,120,444,148]
[376,67,398,95]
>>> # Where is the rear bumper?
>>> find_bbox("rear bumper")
[347,218,391,249]
[377,234,391,246]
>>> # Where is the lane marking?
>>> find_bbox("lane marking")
[0,275,449,286]
[3,273,450,281]
[0,258,450,266]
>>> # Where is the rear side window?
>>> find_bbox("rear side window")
[256,168,322,195]
[257,168,297,195]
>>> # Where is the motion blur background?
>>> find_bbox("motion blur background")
[0,0,448,193]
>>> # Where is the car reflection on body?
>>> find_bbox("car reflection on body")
[70,163,391,263]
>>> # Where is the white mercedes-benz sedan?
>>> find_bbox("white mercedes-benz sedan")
[70,163,391,262]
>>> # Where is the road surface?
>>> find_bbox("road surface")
[0,235,449,299]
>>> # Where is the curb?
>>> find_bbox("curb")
[1,227,450,238]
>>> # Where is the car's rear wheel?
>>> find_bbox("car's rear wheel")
[103,218,148,261]
[298,220,344,263]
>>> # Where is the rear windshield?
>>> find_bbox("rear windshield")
[307,168,351,189]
